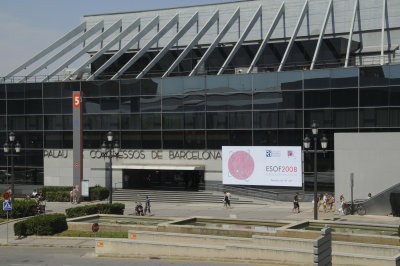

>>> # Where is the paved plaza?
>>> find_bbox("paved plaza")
[0,196,399,248]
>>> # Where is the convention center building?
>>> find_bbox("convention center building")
[1,0,400,193]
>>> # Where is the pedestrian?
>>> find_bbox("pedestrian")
[144,196,151,215]
[339,194,346,214]
[317,193,324,212]
[75,185,80,204]
[32,189,38,198]
[322,193,328,213]
[226,192,231,208]
[223,192,227,209]
[72,187,77,204]
[368,193,372,199]
[329,193,337,213]
[69,188,74,203]
[293,192,300,213]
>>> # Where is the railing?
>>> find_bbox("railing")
[2,55,400,83]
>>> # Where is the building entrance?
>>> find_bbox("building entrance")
[122,169,204,191]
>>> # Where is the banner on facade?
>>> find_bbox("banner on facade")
[222,146,302,187]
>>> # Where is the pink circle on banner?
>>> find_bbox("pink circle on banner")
[228,151,255,180]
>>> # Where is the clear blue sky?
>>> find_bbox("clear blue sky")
[0,0,236,76]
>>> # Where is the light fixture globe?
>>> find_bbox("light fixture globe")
[311,120,318,135]
[101,141,107,154]
[9,132,15,142]
[303,135,311,149]
[3,142,9,153]
[320,135,328,150]
[114,141,120,154]
[107,131,113,142]
[15,142,21,153]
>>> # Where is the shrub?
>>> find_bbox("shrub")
[0,200,37,219]
[46,191,70,202]
[14,213,67,237]
[89,186,109,201]
[65,203,125,218]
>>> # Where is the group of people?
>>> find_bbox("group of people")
[69,185,80,204]
[223,191,232,209]
[316,193,337,213]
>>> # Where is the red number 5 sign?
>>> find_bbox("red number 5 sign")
[73,94,81,108]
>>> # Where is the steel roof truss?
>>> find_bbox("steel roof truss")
[63,18,140,81]
[137,12,199,79]
[381,0,387,65]
[278,0,308,72]
[247,2,285,74]
[345,0,359,68]
[310,0,333,70]
[189,7,240,76]
[217,6,262,75]
[162,10,219,78]
[111,14,179,80]
[87,16,159,80]
[21,20,104,83]
[4,22,86,81]
[44,19,122,82]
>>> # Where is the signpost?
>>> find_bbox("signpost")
[92,222,99,238]
[3,192,12,244]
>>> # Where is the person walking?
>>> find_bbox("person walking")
[69,188,74,203]
[223,192,228,209]
[329,193,337,213]
[226,192,231,209]
[144,196,151,215]
[292,192,300,213]
[72,187,77,204]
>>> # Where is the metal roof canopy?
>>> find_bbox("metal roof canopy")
[112,165,205,171]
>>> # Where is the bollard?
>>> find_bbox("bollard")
[313,225,332,266]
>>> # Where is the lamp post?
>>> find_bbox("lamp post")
[3,132,21,203]
[303,121,328,220]
[101,131,120,204]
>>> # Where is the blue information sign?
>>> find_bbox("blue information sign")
[3,201,12,211]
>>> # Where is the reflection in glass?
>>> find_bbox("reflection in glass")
[100,97,119,113]
[389,108,400,127]
[206,93,251,111]
[120,97,140,113]
[162,113,184,129]
[120,79,140,96]
[304,90,330,108]
[8,116,25,130]
[278,71,302,90]
[360,87,389,107]
[141,131,161,149]
[162,96,183,112]
[121,114,140,130]
[360,66,389,87]
[163,131,184,149]
[254,130,278,146]
[253,111,278,128]
[304,109,332,128]
[277,129,303,146]
[44,115,63,130]
[26,116,43,130]
[331,68,358,88]
[206,75,229,93]
[278,110,303,128]
[26,132,43,148]
[141,113,161,130]
[121,131,141,148]
[253,73,278,91]
[229,112,252,129]
[359,108,389,127]
[332,109,357,127]
[184,131,205,149]
[184,113,205,129]
[228,75,252,91]
[101,114,119,130]
[162,77,183,95]
[140,96,161,112]
[83,131,103,149]
[183,95,205,112]
[206,112,228,129]
[183,76,205,94]
[207,130,229,149]
[44,132,63,148]
[83,115,101,130]
[253,92,282,110]
[304,69,331,89]
[141,79,161,95]
[44,99,62,114]
[230,130,252,146]
[331,88,358,108]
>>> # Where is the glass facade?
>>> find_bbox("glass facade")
[2,65,400,187]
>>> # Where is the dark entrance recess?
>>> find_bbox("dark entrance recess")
[122,169,204,191]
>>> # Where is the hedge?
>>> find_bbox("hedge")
[41,186,109,202]
[0,200,37,219]
[65,203,125,218]
[14,213,68,237]
[390,192,400,217]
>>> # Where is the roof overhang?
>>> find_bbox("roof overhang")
[112,164,205,171]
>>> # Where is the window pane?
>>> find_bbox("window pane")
[0,116,6,131]
[162,77,183,95]
[183,95,205,111]
[121,131,141,148]
[6,83,25,99]
[121,114,140,130]
[101,114,120,130]
[120,79,140,96]
[163,113,184,129]
[63,115,72,130]
[141,131,161,149]
[360,66,389,87]
[207,130,229,149]
[62,99,72,114]
[44,115,63,130]
[140,96,161,112]
[278,71,302,90]
[8,116,25,130]
[228,75,252,91]
[83,115,101,130]
[277,129,303,146]
[206,112,228,129]
[183,76,205,94]
[120,97,140,113]
[83,98,101,113]
[389,108,400,127]
[0,84,5,99]
[279,91,302,109]
[304,109,332,128]
[184,113,205,129]
[43,82,62,98]
[207,93,251,111]
[279,110,303,128]
[229,112,252,129]
[253,111,278,128]
[253,92,281,110]
[25,83,42,98]
[26,116,43,130]
[61,82,80,97]
[389,86,400,105]
[331,88,358,108]
[304,69,331,89]
[25,99,42,114]
[25,132,43,148]
[141,78,161,95]
[44,132,63,148]
[83,131,102,149]
[101,97,119,113]
[253,72,278,91]
[304,90,330,108]
[254,130,278,146]
[44,99,62,114]
[332,109,358,127]
[162,95,183,112]
[359,108,389,127]
[184,131,205,149]
[360,87,389,107]
[0,101,5,115]
[141,114,161,130]
[230,130,252,146]
[206,76,229,93]
[163,131,184,149]
[331,68,358,88]
[8,100,24,114]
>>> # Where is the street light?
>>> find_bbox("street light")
[303,120,328,220]
[3,132,21,202]
[101,131,120,204]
